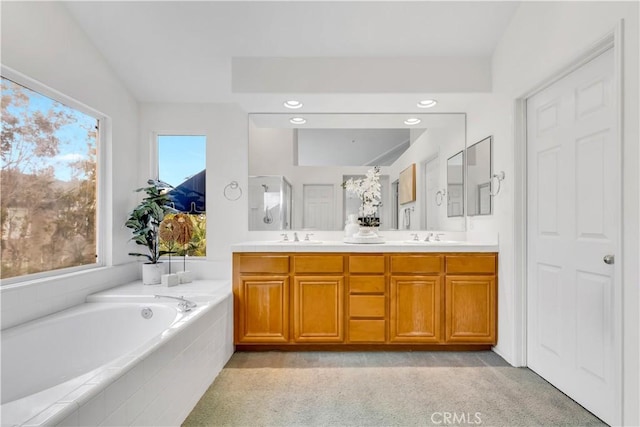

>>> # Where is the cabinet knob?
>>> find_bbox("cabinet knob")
[603,254,615,265]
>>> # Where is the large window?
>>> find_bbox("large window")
[157,135,206,257]
[1,76,100,280]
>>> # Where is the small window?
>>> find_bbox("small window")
[1,76,100,280]
[157,135,206,257]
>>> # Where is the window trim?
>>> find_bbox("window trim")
[1,65,108,285]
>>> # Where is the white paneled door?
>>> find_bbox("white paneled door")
[527,48,619,425]
[303,184,335,230]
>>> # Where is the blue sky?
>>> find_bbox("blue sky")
[2,77,97,182]
[3,78,206,185]
[158,135,206,187]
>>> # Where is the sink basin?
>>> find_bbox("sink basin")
[403,240,461,244]
[274,240,323,244]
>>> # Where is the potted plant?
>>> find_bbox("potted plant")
[343,166,382,233]
[125,179,175,284]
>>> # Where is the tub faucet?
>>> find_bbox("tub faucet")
[154,295,197,312]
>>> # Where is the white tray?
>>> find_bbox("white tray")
[343,236,385,244]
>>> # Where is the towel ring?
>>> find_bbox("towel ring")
[435,189,447,206]
[490,171,505,196]
[223,181,242,201]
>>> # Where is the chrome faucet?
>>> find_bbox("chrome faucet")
[154,295,197,312]
[424,233,434,242]
[293,232,299,242]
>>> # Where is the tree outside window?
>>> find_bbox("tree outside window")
[1,77,99,280]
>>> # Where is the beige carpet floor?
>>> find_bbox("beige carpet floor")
[183,351,606,427]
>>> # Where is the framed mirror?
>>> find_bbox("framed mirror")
[249,113,466,231]
[447,151,464,217]
[466,136,492,216]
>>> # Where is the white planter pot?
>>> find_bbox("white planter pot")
[142,263,166,285]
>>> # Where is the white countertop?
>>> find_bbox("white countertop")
[231,240,498,253]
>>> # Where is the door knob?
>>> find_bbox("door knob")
[603,255,615,265]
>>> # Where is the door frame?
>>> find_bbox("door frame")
[513,23,624,423]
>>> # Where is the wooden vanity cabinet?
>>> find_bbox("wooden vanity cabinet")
[389,255,444,343]
[444,255,497,344]
[233,252,497,348]
[292,255,345,343]
[233,255,290,343]
[347,255,387,343]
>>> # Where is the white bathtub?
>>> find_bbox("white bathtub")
[1,280,233,427]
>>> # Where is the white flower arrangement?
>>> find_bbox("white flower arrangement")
[343,166,381,226]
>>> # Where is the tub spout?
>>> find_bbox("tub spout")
[154,294,197,312]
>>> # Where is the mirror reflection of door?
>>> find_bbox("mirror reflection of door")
[466,136,492,216]
[447,151,464,217]
[303,184,334,230]
[424,156,440,229]
[391,180,399,230]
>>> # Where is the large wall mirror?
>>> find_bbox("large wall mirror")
[248,113,466,231]
[466,136,492,216]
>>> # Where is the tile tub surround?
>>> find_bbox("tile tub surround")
[4,280,233,427]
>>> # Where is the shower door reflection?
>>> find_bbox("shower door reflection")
[248,176,292,230]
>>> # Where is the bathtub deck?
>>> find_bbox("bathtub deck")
[86,279,231,304]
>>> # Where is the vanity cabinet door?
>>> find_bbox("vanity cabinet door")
[236,276,290,343]
[390,275,443,343]
[293,276,344,343]
[445,275,496,344]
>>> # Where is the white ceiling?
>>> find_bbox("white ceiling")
[64,1,521,111]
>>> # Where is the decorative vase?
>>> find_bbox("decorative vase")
[142,263,166,285]
[344,214,360,238]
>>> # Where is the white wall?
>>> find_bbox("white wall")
[139,103,248,279]
[472,2,639,424]
[0,2,141,328]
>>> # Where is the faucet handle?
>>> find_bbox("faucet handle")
[280,233,289,241]
[304,233,314,241]
[410,233,420,241]
[435,233,446,241]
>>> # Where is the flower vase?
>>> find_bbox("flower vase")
[355,226,378,238]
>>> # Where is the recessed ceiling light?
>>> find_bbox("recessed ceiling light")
[404,118,421,125]
[283,100,303,109]
[417,99,437,108]
[290,117,306,125]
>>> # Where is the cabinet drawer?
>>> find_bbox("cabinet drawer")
[349,276,385,294]
[294,255,344,273]
[349,295,385,317]
[446,255,496,274]
[390,255,443,274]
[238,255,289,274]
[349,320,386,342]
[349,255,385,274]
